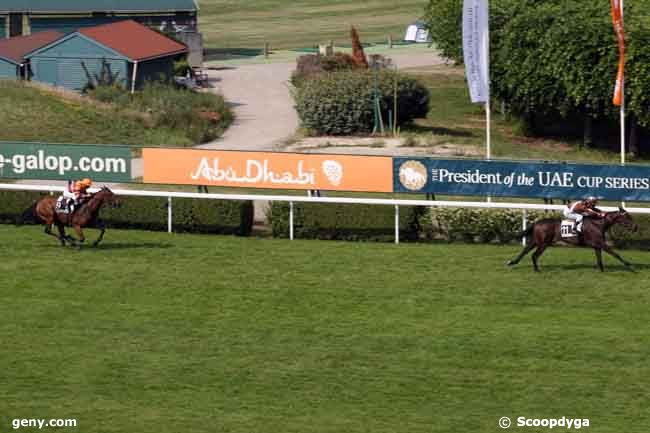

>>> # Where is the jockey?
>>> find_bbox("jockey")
[563,196,604,233]
[62,178,92,213]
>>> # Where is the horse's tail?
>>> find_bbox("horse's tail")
[16,202,42,225]
[518,224,535,239]
[504,223,535,243]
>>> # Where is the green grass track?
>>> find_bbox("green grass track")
[1,225,650,432]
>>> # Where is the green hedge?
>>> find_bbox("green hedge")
[424,208,557,244]
[609,214,650,250]
[267,202,427,242]
[0,191,50,224]
[292,70,429,135]
[0,191,253,236]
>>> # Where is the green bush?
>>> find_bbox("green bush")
[267,202,427,242]
[86,84,131,105]
[0,191,253,236]
[174,58,192,77]
[0,191,52,224]
[609,214,650,250]
[292,70,429,135]
[425,208,557,244]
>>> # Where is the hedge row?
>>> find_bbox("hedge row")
[0,191,253,236]
[267,203,650,249]
[267,202,427,242]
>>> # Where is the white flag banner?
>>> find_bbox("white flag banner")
[463,0,490,103]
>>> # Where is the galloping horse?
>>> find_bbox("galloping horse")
[21,187,119,247]
[507,208,637,272]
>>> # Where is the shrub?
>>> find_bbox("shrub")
[293,70,429,135]
[0,191,253,236]
[609,213,650,250]
[0,191,51,224]
[267,202,427,242]
[86,84,130,105]
[424,208,557,244]
[350,26,369,68]
[174,58,192,77]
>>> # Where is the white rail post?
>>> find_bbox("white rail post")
[167,196,172,233]
[395,205,400,244]
[522,209,527,246]
[289,201,294,241]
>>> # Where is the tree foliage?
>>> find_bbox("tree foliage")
[350,26,369,68]
[423,0,650,147]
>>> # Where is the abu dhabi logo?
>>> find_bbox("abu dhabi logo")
[399,160,428,191]
[322,160,343,186]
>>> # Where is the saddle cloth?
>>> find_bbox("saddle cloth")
[560,220,577,238]
[55,196,70,214]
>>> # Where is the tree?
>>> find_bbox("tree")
[350,26,369,68]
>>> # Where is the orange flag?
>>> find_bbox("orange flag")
[611,0,624,106]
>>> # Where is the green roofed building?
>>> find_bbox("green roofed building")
[0,0,202,65]
[26,20,188,92]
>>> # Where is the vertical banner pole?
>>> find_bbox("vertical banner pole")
[485,0,491,205]
[522,210,527,247]
[618,0,626,207]
[463,0,491,202]
[485,4,491,163]
[486,98,492,203]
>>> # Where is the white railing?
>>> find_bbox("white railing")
[3,183,649,244]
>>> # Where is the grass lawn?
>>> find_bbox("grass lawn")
[2,225,650,433]
[0,81,193,147]
[198,0,427,50]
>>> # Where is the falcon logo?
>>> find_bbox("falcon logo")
[399,160,427,191]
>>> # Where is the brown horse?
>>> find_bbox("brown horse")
[22,187,119,247]
[507,208,637,272]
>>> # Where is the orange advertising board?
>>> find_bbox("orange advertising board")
[143,148,394,192]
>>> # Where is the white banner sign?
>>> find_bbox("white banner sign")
[463,0,490,103]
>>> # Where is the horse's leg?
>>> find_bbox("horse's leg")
[73,225,85,249]
[44,224,56,238]
[54,222,68,246]
[531,246,547,272]
[43,223,63,244]
[602,245,632,268]
[92,219,106,247]
[507,242,536,266]
[594,248,604,272]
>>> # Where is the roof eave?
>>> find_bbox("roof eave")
[0,54,20,65]
[132,48,188,62]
